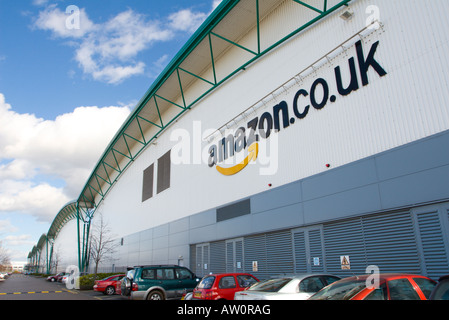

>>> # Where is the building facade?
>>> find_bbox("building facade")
[30,0,449,280]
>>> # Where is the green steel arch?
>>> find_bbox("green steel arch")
[28,201,78,274]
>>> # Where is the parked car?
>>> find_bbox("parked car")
[192,273,259,300]
[309,273,436,300]
[61,274,69,284]
[234,274,341,300]
[120,265,201,300]
[429,275,449,300]
[94,274,125,295]
[47,272,66,282]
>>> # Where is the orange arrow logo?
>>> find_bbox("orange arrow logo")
[216,143,259,176]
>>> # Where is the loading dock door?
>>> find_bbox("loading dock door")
[195,243,210,277]
[226,238,244,273]
[293,226,325,273]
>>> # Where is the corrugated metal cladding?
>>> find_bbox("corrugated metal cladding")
[191,204,449,280]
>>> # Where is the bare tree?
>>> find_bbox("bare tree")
[51,246,62,274]
[89,213,118,279]
[0,241,11,272]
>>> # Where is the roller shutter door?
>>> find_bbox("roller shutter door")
[209,241,226,274]
[323,218,367,276]
[244,231,294,280]
[363,211,420,274]
[244,234,268,279]
[323,211,421,277]
[413,205,449,280]
[266,231,294,275]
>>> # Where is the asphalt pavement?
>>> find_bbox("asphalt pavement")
[0,273,127,300]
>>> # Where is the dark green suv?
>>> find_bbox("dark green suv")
[120,265,200,300]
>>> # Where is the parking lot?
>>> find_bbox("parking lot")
[0,273,127,300]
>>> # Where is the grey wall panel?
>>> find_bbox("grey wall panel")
[189,209,216,229]
[216,215,252,240]
[375,132,449,181]
[169,230,190,247]
[303,184,382,225]
[250,202,303,233]
[153,224,169,238]
[301,159,378,202]
[139,229,153,242]
[169,217,190,235]
[189,224,217,244]
[379,165,449,209]
[152,235,169,250]
[251,181,301,214]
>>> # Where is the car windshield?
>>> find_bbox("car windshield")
[432,280,449,300]
[247,278,292,292]
[309,280,366,300]
[198,276,216,289]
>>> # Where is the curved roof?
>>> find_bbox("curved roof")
[28,201,77,260]
[47,201,78,241]
[76,0,352,218]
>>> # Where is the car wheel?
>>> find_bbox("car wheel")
[51,278,55,282]
[105,286,115,295]
[147,290,164,300]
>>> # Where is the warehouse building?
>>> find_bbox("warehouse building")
[29,0,449,280]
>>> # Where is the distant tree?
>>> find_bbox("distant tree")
[51,246,62,274]
[0,241,11,272]
[89,213,118,280]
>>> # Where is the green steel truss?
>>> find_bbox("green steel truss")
[28,202,78,274]
[30,0,353,273]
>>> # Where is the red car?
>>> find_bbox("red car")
[192,273,259,300]
[47,272,66,282]
[94,274,125,295]
[309,273,437,300]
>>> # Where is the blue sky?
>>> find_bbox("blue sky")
[0,0,221,264]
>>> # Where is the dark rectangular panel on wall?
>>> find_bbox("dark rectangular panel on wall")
[217,199,250,222]
[142,164,154,202]
[157,150,171,194]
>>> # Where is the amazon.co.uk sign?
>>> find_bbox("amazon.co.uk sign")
[170,40,387,176]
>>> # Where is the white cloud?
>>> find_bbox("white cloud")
[168,9,208,33]
[34,6,173,84]
[34,4,95,39]
[0,93,131,222]
[3,235,34,247]
[33,1,220,84]
[0,220,18,234]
